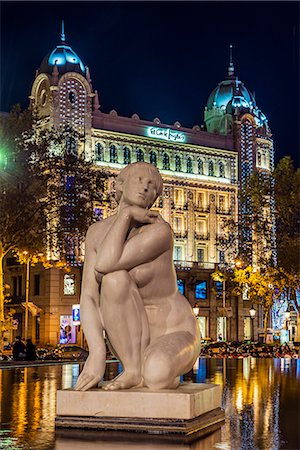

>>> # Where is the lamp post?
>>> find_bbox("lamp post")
[249,305,256,342]
[222,279,226,341]
[23,251,30,341]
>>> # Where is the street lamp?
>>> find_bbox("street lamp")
[249,305,256,342]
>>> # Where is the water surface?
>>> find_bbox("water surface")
[1,358,299,449]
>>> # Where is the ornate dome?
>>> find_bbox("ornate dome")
[39,22,85,76]
[207,77,256,112]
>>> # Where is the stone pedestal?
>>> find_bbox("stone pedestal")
[55,383,224,439]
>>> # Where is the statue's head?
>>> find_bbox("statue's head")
[115,162,163,208]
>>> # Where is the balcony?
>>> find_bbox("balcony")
[174,230,188,239]
[194,232,210,240]
[216,207,232,215]
[194,205,210,213]
[174,260,217,270]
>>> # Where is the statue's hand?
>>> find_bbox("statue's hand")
[122,205,158,225]
[74,349,106,391]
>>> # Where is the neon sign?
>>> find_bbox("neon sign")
[146,126,186,143]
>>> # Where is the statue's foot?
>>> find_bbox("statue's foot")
[74,352,105,391]
[102,371,141,391]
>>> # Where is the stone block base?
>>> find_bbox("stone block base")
[55,383,224,438]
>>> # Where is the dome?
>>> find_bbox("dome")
[207,77,256,112]
[39,22,85,75]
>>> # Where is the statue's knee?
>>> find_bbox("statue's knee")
[143,351,173,389]
[102,271,131,294]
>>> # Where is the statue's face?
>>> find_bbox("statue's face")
[121,166,158,208]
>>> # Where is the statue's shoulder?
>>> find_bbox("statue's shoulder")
[86,215,116,239]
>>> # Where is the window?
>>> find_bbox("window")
[219,161,225,177]
[197,248,204,262]
[123,147,131,164]
[66,137,77,156]
[195,280,207,299]
[174,216,183,232]
[257,152,262,166]
[68,91,76,104]
[177,279,185,295]
[12,277,17,296]
[208,160,214,176]
[64,274,75,295]
[149,151,157,166]
[34,275,40,296]
[197,316,207,340]
[174,246,182,261]
[174,188,184,206]
[175,155,181,172]
[198,159,203,175]
[18,276,22,296]
[94,207,103,221]
[162,152,170,170]
[187,156,193,174]
[219,250,225,264]
[219,195,225,210]
[136,148,144,162]
[95,143,104,161]
[244,317,251,340]
[215,281,223,298]
[109,145,118,163]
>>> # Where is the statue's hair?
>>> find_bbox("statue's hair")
[115,162,163,204]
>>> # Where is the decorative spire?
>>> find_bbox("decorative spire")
[61,20,65,42]
[52,62,59,84]
[228,44,234,77]
[94,90,100,110]
[86,66,91,84]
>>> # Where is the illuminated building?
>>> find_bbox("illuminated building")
[5,28,275,345]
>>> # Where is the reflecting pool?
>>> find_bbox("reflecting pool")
[0,358,299,449]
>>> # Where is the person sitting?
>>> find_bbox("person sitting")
[75,162,200,391]
[25,338,37,361]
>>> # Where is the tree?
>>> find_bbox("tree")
[0,106,107,340]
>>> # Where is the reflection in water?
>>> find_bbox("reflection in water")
[0,359,299,449]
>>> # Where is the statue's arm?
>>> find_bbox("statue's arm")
[80,225,106,353]
[96,221,172,274]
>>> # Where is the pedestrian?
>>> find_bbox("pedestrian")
[25,338,37,361]
[12,336,26,360]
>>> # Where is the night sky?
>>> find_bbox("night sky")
[1,1,299,167]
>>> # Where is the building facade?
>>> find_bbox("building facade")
[4,31,274,346]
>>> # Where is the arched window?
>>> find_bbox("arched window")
[150,151,157,166]
[257,152,262,166]
[95,143,104,161]
[208,160,214,176]
[136,148,144,162]
[175,155,181,172]
[123,147,131,164]
[219,161,225,178]
[163,152,170,170]
[186,156,193,174]
[109,144,118,163]
[198,159,203,175]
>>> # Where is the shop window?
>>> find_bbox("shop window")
[195,280,207,299]
[34,275,40,296]
[244,317,251,340]
[187,156,193,174]
[123,147,131,164]
[149,151,157,166]
[136,148,144,162]
[177,279,185,295]
[109,144,118,163]
[64,274,75,296]
[162,152,170,170]
[175,155,181,172]
[197,316,207,340]
[95,143,104,161]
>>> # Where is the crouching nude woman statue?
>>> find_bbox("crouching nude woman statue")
[75,162,200,391]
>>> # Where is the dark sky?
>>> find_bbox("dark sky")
[1,1,299,167]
